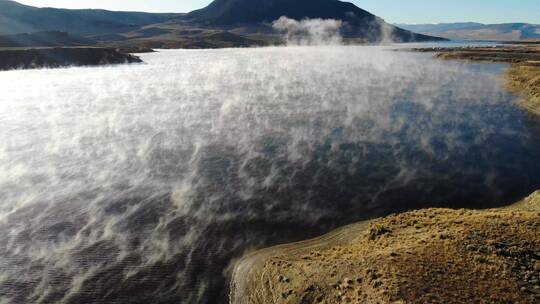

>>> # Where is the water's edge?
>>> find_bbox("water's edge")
[230,189,540,303]
[229,47,540,303]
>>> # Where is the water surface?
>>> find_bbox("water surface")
[1,46,540,304]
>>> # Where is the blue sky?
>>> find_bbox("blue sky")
[16,0,540,24]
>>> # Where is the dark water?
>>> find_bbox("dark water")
[1,46,540,303]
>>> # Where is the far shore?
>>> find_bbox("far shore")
[0,47,142,71]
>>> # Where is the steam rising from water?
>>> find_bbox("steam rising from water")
[272,17,343,45]
[1,46,540,304]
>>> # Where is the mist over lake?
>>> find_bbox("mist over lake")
[1,46,540,304]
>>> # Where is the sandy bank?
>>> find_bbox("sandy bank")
[230,191,540,304]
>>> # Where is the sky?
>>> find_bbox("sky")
[15,0,540,24]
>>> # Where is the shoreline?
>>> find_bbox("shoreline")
[409,45,540,117]
[230,191,540,304]
[230,45,540,304]
[0,47,142,71]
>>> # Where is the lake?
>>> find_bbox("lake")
[1,46,540,303]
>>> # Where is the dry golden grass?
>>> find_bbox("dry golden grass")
[231,193,540,304]
[507,65,540,114]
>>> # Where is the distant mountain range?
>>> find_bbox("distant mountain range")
[0,0,444,49]
[0,0,179,36]
[397,22,540,41]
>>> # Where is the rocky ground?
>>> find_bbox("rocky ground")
[230,192,540,304]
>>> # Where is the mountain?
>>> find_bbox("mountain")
[187,0,379,25]
[0,0,444,48]
[185,0,444,42]
[0,31,96,47]
[397,22,540,41]
[0,0,180,36]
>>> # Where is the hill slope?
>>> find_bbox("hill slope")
[185,0,444,42]
[0,0,179,36]
[187,0,377,25]
[0,31,96,47]
[398,22,540,41]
